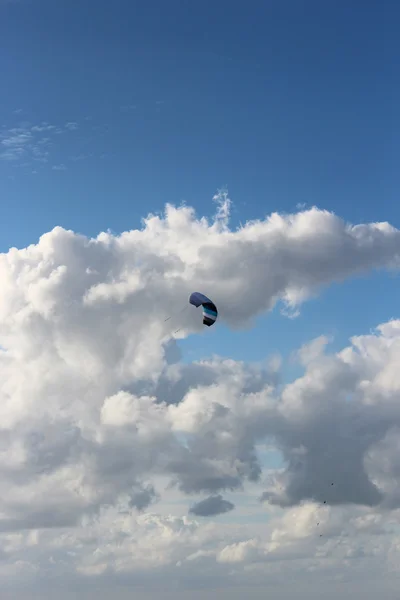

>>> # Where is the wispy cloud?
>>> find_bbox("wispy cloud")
[0,114,115,172]
[65,121,78,131]
[31,137,52,163]
[0,118,80,170]
[0,127,32,160]
[31,122,56,133]
[92,123,110,133]
[71,152,93,161]
[120,104,137,112]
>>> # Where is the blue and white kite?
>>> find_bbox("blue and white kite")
[189,292,218,327]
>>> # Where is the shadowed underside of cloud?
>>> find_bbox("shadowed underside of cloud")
[0,193,400,587]
[189,494,235,516]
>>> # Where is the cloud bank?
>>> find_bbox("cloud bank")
[1,194,400,596]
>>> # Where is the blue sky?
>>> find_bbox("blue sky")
[1,0,399,364]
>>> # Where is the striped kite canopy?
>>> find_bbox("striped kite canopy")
[189,292,218,327]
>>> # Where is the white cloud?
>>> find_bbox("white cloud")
[0,119,79,169]
[294,334,332,366]
[31,123,56,133]
[0,128,32,160]
[0,196,400,596]
[71,153,93,161]
[120,104,137,112]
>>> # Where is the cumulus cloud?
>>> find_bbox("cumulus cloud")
[261,319,400,510]
[0,194,400,595]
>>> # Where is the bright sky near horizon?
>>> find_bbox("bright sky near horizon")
[1,1,400,598]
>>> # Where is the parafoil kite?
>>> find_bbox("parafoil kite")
[189,292,218,327]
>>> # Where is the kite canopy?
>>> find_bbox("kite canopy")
[189,292,218,327]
